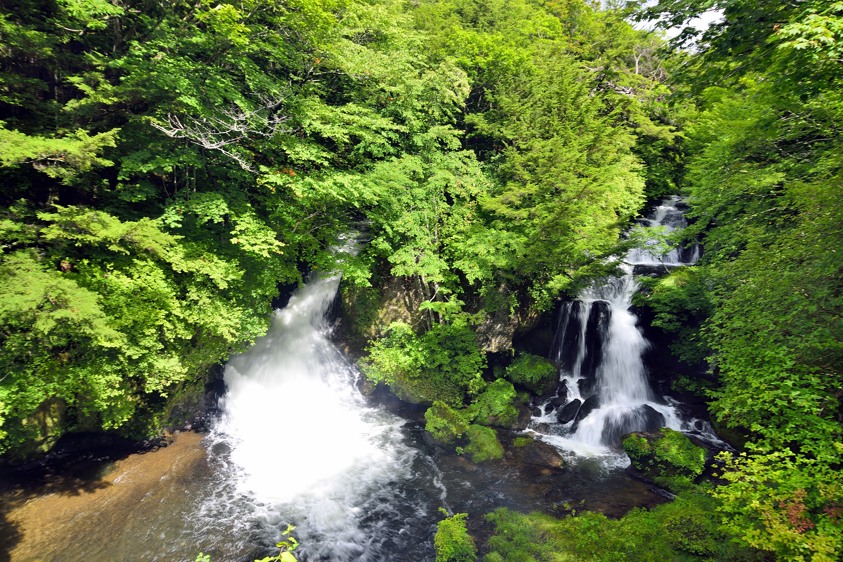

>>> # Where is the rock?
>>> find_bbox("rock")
[600,404,665,446]
[577,377,596,397]
[512,403,533,431]
[505,436,565,469]
[580,301,611,380]
[548,393,569,410]
[622,428,708,493]
[556,399,581,424]
[572,394,600,427]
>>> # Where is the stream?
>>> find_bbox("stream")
[1,197,717,561]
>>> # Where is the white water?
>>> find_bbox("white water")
[626,196,700,266]
[206,275,443,561]
[532,197,715,460]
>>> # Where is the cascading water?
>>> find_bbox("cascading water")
[531,197,714,459]
[204,274,445,561]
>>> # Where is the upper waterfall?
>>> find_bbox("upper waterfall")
[531,196,712,458]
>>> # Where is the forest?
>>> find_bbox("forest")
[0,0,841,560]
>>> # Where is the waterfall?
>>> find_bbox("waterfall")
[205,274,443,561]
[532,197,713,459]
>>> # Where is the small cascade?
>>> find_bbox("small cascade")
[627,195,700,270]
[531,197,716,459]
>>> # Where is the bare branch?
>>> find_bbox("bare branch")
[151,95,292,172]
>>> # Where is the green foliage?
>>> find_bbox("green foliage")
[712,450,843,561]
[634,267,713,365]
[361,321,485,405]
[623,428,707,493]
[466,378,518,428]
[484,492,761,561]
[632,1,843,557]
[434,511,477,562]
[254,524,299,562]
[504,353,557,393]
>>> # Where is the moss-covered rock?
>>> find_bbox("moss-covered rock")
[504,353,558,395]
[464,424,504,463]
[623,428,708,493]
[425,401,471,446]
[467,379,519,429]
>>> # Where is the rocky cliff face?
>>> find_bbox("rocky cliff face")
[339,275,549,354]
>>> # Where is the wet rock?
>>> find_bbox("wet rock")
[554,301,582,374]
[600,404,665,446]
[572,395,600,427]
[632,264,674,278]
[577,377,596,397]
[548,393,569,410]
[504,436,565,469]
[580,301,611,380]
[556,399,581,424]
[513,403,533,431]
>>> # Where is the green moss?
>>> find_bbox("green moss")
[623,428,708,493]
[512,436,533,448]
[466,379,518,428]
[464,424,504,463]
[434,511,477,562]
[483,492,762,561]
[425,401,471,445]
[505,353,558,393]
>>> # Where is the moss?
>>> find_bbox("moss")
[623,428,708,493]
[464,424,504,463]
[425,401,471,445]
[512,436,533,448]
[467,379,518,428]
[483,493,763,561]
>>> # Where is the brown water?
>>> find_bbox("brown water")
[0,432,233,562]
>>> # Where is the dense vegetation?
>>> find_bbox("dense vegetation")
[1,0,841,560]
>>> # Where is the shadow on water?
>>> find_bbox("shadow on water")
[0,432,167,562]
[0,503,21,562]
[0,456,116,562]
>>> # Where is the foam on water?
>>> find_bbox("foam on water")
[205,275,441,560]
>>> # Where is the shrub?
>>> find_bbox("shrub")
[504,353,558,393]
[434,511,477,562]
[361,321,485,405]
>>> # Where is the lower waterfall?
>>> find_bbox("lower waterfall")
[206,275,444,561]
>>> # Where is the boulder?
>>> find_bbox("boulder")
[555,399,581,424]
[580,301,611,380]
[600,404,665,446]
[622,428,708,493]
[572,394,600,428]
